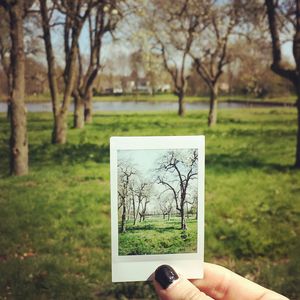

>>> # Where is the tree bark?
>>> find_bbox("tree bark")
[121,203,126,233]
[178,91,185,116]
[39,0,60,143]
[265,0,300,168]
[53,112,67,144]
[73,94,84,129]
[296,93,300,168]
[55,41,78,143]
[84,89,93,123]
[9,2,28,176]
[180,207,186,230]
[294,0,300,168]
[208,85,218,127]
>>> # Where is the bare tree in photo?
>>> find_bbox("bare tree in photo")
[265,0,300,168]
[132,181,149,225]
[118,160,136,233]
[158,194,174,221]
[138,183,152,222]
[155,149,198,230]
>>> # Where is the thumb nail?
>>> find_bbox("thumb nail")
[155,265,179,289]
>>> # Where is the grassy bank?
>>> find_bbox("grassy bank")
[0,108,299,299]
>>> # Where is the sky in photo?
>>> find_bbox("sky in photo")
[118,149,167,179]
[117,148,199,212]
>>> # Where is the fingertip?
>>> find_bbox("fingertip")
[155,265,179,289]
[153,265,213,300]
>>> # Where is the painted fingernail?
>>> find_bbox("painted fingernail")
[155,265,179,289]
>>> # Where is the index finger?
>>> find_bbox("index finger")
[190,263,289,300]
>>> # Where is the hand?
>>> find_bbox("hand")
[153,263,289,300]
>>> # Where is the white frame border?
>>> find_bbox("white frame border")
[110,136,205,282]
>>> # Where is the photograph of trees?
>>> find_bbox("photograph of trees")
[117,148,199,256]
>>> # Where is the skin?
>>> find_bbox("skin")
[153,263,289,300]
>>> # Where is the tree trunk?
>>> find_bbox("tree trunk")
[294,3,300,168]
[208,85,218,127]
[9,3,28,176]
[121,203,126,233]
[6,99,11,121]
[186,202,189,219]
[178,91,185,116]
[134,201,141,225]
[132,196,136,225]
[52,112,67,144]
[180,206,186,230]
[40,0,61,144]
[84,89,93,123]
[295,95,300,168]
[73,95,84,129]
[265,0,300,168]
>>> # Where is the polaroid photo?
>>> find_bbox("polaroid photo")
[110,136,205,282]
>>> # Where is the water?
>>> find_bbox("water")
[0,100,282,113]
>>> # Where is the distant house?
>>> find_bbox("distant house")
[98,75,171,95]
[156,84,171,93]
[219,83,229,93]
[104,87,123,95]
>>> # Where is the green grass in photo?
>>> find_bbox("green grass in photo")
[119,217,198,255]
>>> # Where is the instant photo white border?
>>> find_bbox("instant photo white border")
[110,136,205,282]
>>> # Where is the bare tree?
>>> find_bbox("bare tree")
[73,2,122,128]
[189,0,239,126]
[156,149,198,230]
[39,0,94,143]
[265,0,300,168]
[0,0,33,176]
[0,8,12,119]
[143,0,209,116]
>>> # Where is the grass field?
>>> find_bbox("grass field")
[0,108,299,299]
[0,92,296,104]
[119,217,198,255]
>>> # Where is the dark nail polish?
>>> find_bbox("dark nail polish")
[155,265,179,289]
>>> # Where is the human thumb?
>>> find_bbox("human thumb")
[153,265,214,300]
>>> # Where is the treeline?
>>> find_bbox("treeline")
[0,0,300,177]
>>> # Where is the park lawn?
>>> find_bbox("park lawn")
[1,92,295,104]
[119,217,198,255]
[0,108,299,299]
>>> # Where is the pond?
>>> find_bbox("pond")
[0,100,289,113]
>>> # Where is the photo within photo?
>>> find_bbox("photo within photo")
[117,148,198,256]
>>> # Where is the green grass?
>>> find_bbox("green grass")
[0,108,299,299]
[0,92,296,104]
[119,217,197,255]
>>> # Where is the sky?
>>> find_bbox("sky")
[117,149,199,213]
[44,5,295,73]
